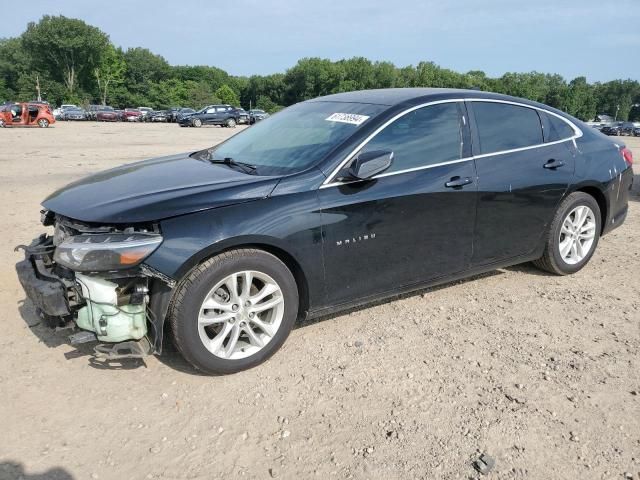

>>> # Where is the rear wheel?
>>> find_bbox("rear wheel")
[168,249,298,374]
[38,119,49,128]
[225,118,237,128]
[192,118,202,128]
[532,192,601,275]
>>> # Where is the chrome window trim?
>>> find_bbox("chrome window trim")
[320,97,583,189]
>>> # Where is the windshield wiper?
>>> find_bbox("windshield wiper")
[210,157,257,175]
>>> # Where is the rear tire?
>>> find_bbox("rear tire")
[38,119,49,128]
[532,192,601,275]
[168,249,299,374]
[225,118,237,128]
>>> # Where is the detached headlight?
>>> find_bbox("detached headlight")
[54,233,162,272]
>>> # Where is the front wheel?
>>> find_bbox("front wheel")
[532,192,601,275]
[192,118,202,128]
[168,249,299,374]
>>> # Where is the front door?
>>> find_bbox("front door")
[319,101,477,306]
[468,100,576,265]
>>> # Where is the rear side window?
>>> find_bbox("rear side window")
[541,112,576,142]
[361,102,463,173]
[473,102,543,154]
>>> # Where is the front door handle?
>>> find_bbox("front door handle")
[543,159,565,169]
[445,176,473,188]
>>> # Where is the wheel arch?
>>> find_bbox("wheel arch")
[172,237,311,319]
[570,184,608,236]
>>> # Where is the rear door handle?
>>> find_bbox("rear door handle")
[445,176,473,188]
[543,159,565,169]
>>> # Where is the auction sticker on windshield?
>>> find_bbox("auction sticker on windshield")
[325,112,370,125]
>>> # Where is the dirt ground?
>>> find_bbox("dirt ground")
[0,122,638,480]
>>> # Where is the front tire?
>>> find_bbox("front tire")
[192,118,202,128]
[532,192,601,275]
[168,249,299,374]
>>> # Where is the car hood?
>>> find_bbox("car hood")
[42,153,280,224]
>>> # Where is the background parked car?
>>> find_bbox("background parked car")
[620,122,635,136]
[138,107,153,121]
[53,104,77,120]
[633,126,640,137]
[61,107,87,121]
[248,109,269,124]
[174,108,195,123]
[601,124,622,136]
[235,108,250,124]
[95,106,119,122]
[0,102,55,128]
[147,110,168,122]
[178,104,239,128]
[121,108,142,122]
[86,104,102,121]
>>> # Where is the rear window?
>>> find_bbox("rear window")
[473,102,543,155]
[542,112,576,142]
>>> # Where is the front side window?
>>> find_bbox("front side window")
[473,102,543,155]
[359,102,463,173]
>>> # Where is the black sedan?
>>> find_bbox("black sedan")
[602,124,623,136]
[16,88,634,374]
[178,104,240,128]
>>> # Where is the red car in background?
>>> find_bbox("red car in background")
[0,102,55,128]
[121,108,142,122]
[95,106,120,122]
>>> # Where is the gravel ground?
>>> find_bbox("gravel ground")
[0,122,638,480]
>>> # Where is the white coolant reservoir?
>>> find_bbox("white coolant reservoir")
[75,274,147,342]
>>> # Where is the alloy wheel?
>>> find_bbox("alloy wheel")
[38,119,49,128]
[558,205,596,265]
[197,270,285,360]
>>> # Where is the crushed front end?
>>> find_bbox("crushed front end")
[15,211,174,358]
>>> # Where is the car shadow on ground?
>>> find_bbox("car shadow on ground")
[0,461,74,480]
[15,262,550,376]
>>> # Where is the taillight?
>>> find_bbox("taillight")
[621,147,633,167]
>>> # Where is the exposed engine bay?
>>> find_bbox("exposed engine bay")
[15,211,173,359]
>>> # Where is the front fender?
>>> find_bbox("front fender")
[143,191,325,309]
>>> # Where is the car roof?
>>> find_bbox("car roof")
[306,88,544,107]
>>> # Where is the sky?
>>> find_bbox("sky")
[2,0,639,82]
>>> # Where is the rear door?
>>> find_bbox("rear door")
[319,101,477,305]
[468,100,576,266]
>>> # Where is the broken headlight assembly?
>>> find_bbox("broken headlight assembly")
[53,233,163,272]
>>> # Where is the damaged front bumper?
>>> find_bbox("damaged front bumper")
[16,219,175,357]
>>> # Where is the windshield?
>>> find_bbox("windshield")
[209,101,386,175]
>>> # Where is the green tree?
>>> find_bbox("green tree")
[21,15,110,95]
[215,84,240,106]
[256,95,283,113]
[94,45,125,105]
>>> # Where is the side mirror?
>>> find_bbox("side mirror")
[345,150,394,180]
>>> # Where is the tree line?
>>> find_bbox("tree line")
[1,15,639,121]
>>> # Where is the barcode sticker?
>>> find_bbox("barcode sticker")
[325,113,370,126]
